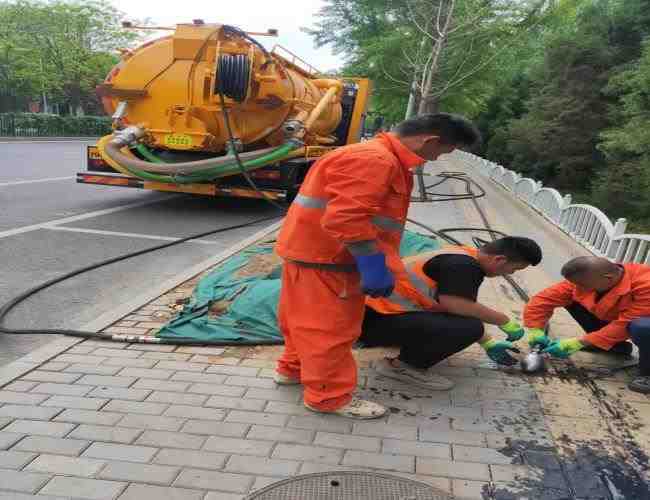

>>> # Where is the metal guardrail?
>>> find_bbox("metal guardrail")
[456,151,649,264]
[0,113,111,137]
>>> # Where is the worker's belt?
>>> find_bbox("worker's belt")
[294,194,405,233]
[287,259,357,272]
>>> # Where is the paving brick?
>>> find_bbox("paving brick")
[244,388,300,402]
[118,414,184,432]
[205,395,266,411]
[172,373,229,385]
[14,436,90,456]
[225,377,277,390]
[76,375,137,388]
[103,399,169,415]
[68,425,142,444]
[247,425,314,445]
[0,468,51,493]
[287,415,352,434]
[81,341,128,350]
[0,390,49,406]
[205,365,260,377]
[0,450,37,469]
[352,422,417,440]
[2,381,39,392]
[264,401,312,416]
[314,431,380,452]
[26,454,105,476]
[0,432,24,450]
[118,368,174,380]
[40,361,70,372]
[67,345,96,354]
[174,468,253,493]
[136,430,206,450]
[141,352,192,361]
[0,419,10,431]
[203,492,246,500]
[419,428,486,446]
[133,379,191,392]
[89,386,152,401]
[342,450,414,473]
[177,347,227,356]
[452,479,491,499]
[225,410,288,427]
[64,364,122,375]
[55,354,108,365]
[489,463,569,491]
[181,420,249,438]
[191,356,240,366]
[0,404,63,421]
[165,405,226,421]
[54,409,123,426]
[156,361,206,373]
[0,492,65,500]
[416,457,490,481]
[187,383,244,396]
[387,415,452,430]
[451,417,501,433]
[146,391,208,406]
[203,436,273,456]
[3,420,75,437]
[272,443,342,465]
[22,371,82,384]
[40,476,126,499]
[154,448,227,470]
[82,442,158,463]
[485,433,555,450]
[126,344,177,352]
[92,348,142,358]
[41,395,108,411]
[104,357,167,369]
[32,382,93,397]
[250,476,281,491]
[118,483,204,500]
[225,454,300,477]
[99,461,180,485]
[452,445,514,465]
[382,439,451,459]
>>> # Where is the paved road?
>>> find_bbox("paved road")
[0,141,279,366]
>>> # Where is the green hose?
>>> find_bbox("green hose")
[121,142,297,184]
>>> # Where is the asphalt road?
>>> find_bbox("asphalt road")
[0,140,279,366]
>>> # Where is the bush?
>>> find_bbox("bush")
[0,113,112,137]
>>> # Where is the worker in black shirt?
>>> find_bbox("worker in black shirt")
[362,237,542,390]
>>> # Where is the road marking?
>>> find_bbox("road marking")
[47,225,219,245]
[0,176,74,187]
[0,195,178,240]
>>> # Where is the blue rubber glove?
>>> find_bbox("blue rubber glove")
[353,253,395,298]
[479,338,521,366]
[499,319,525,342]
[542,338,584,359]
[526,327,551,349]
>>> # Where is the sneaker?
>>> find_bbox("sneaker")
[373,357,454,390]
[628,375,650,394]
[582,341,634,357]
[273,372,300,385]
[305,397,387,419]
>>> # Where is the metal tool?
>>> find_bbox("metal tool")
[521,346,546,374]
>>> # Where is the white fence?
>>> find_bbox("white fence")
[456,151,650,264]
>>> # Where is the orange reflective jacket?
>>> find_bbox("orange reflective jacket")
[524,263,650,349]
[275,133,423,273]
[366,246,479,314]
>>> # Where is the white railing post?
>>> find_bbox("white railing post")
[606,218,628,259]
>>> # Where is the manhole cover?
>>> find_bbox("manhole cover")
[245,471,451,499]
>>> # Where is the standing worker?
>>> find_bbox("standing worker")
[274,113,481,419]
[524,256,650,393]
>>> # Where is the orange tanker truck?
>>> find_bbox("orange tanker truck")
[78,21,371,201]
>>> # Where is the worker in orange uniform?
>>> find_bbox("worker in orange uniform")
[524,256,650,393]
[361,237,541,390]
[273,113,481,419]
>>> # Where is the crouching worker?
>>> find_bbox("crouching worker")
[523,256,650,394]
[360,237,542,389]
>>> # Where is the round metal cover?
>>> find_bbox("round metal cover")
[245,471,451,499]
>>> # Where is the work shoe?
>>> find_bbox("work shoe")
[273,372,300,385]
[305,398,387,419]
[582,341,634,357]
[628,375,650,394]
[373,357,454,391]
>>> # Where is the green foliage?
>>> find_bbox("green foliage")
[0,112,111,136]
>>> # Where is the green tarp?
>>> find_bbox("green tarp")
[157,230,440,345]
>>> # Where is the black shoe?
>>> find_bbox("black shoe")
[628,375,650,394]
[582,341,634,357]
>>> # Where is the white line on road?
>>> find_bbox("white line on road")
[0,176,74,187]
[0,195,179,240]
[47,225,220,245]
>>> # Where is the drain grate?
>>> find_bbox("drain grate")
[245,471,451,499]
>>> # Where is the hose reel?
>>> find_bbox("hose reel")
[216,54,251,102]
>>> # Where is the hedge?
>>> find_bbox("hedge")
[0,112,112,137]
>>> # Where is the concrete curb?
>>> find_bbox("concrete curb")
[0,218,283,387]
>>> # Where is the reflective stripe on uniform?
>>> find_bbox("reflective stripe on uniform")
[385,290,423,312]
[371,215,404,233]
[294,194,327,209]
[406,268,435,298]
